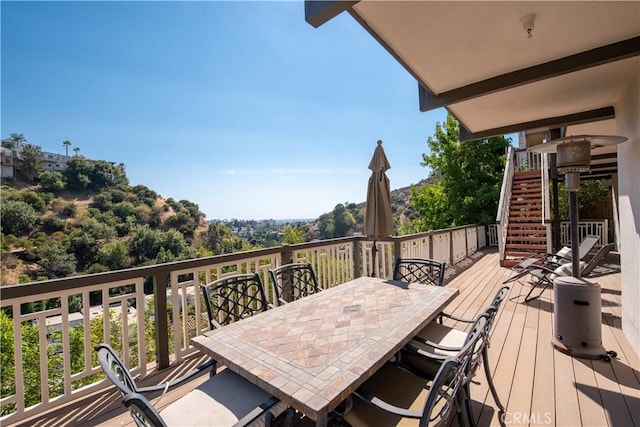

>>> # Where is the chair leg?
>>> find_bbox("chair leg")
[482,349,505,413]
[523,278,551,303]
[463,383,475,427]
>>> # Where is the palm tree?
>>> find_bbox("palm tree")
[9,133,26,143]
[63,140,72,157]
[73,147,80,157]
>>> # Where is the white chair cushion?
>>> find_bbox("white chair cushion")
[159,369,286,427]
[412,321,467,357]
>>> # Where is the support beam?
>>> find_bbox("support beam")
[459,107,615,142]
[419,36,640,111]
[305,1,358,28]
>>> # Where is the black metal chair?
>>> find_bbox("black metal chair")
[268,262,320,305]
[96,343,288,427]
[393,258,446,286]
[343,316,487,427]
[403,286,510,417]
[200,273,270,330]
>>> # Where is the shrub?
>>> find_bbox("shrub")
[0,200,39,236]
[62,203,77,218]
[39,171,66,193]
[42,217,65,233]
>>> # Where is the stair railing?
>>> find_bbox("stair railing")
[496,146,516,262]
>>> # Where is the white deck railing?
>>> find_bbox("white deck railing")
[0,225,486,424]
[559,220,609,247]
[496,146,516,261]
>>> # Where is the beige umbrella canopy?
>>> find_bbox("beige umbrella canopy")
[364,140,393,277]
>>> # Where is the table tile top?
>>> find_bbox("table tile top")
[192,276,458,421]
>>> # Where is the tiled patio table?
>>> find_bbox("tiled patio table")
[192,276,458,426]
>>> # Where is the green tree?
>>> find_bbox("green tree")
[202,222,234,255]
[410,114,509,231]
[332,203,356,237]
[0,200,39,236]
[18,190,47,212]
[283,225,305,244]
[0,311,15,415]
[39,171,66,193]
[317,213,335,239]
[555,180,609,220]
[31,241,77,277]
[68,218,117,270]
[97,240,129,270]
[63,156,92,190]
[62,140,72,157]
[401,181,450,233]
[73,147,80,156]
[18,144,44,182]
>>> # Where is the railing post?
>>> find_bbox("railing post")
[392,237,401,271]
[153,272,170,370]
[429,233,434,260]
[281,244,293,266]
[449,230,454,265]
[353,236,363,278]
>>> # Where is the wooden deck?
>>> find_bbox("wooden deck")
[11,249,639,427]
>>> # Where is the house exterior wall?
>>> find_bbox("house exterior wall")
[616,69,640,356]
[0,147,15,178]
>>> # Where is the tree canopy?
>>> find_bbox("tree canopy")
[401,114,510,233]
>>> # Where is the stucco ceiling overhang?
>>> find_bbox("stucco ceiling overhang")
[306,1,640,141]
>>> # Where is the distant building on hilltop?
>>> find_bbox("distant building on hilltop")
[0,146,16,179]
[1,137,74,178]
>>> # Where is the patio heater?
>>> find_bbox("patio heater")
[530,135,626,361]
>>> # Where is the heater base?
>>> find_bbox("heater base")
[552,338,617,361]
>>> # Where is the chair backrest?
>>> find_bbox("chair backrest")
[486,286,509,332]
[581,243,615,276]
[200,273,269,329]
[420,315,487,426]
[123,392,166,427]
[269,263,320,305]
[554,234,600,262]
[461,312,490,380]
[577,235,600,259]
[393,258,446,286]
[96,343,139,397]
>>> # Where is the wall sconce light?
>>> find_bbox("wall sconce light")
[520,13,536,38]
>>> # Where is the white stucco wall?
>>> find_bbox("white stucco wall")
[616,68,640,357]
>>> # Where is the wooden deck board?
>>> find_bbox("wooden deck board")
[9,249,637,427]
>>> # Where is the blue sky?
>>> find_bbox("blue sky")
[2,1,449,220]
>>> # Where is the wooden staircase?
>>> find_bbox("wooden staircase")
[503,170,547,266]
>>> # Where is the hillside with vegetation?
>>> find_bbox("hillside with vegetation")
[0,151,426,285]
[2,116,516,284]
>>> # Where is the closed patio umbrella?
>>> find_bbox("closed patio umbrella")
[364,140,393,277]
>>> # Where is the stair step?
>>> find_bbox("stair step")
[505,243,548,250]
[510,199,542,204]
[513,181,541,186]
[507,231,547,237]
[512,191,541,196]
[504,250,546,258]
[509,217,543,222]
[513,171,541,179]
[511,189,542,195]
[506,237,547,243]
[510,206,542,210]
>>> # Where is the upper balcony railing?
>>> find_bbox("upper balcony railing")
[0,225,486,424]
